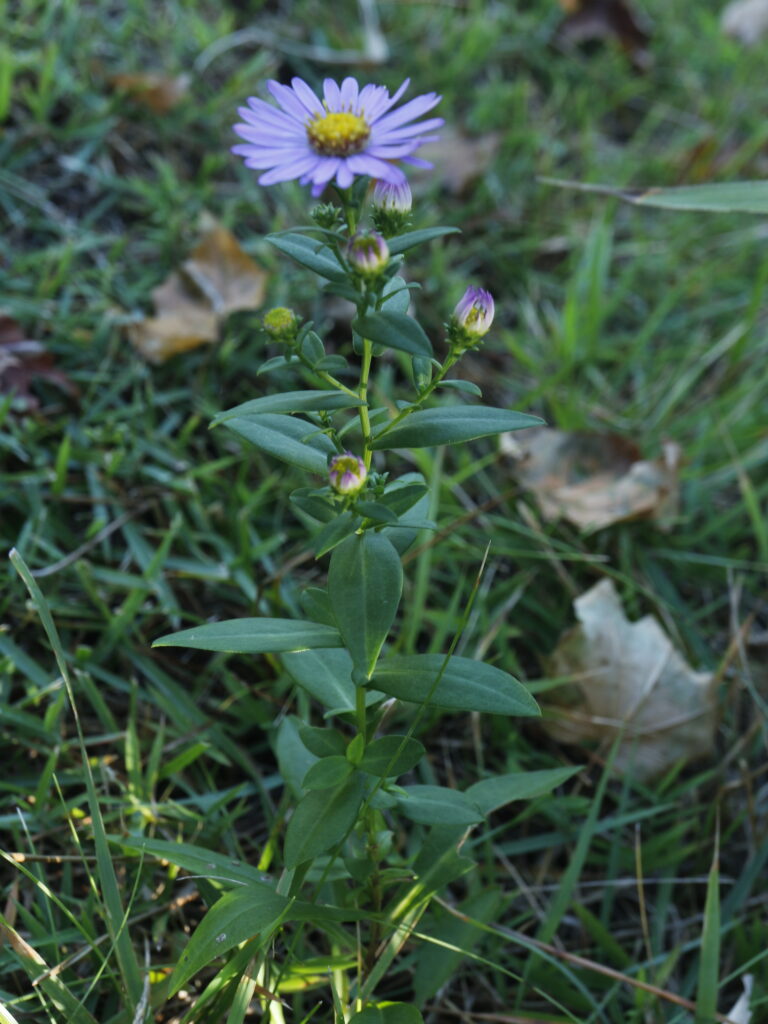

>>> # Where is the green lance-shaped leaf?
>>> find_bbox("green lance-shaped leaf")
[466,766,581,815]
[168,883,289,995]
[359,735,425,778]
[373,654,539,716]
[108,835,267,888]
[387,225,460,254]
[153,617,342,654]
[223,413,336,474]
[284,772,365,868]
[212,389,363,426]
[371,406,544,450]
[302,756,354,790]
[327,532,403,678]
[266,231,347,281]
[354,311,432,358]
[541,176,768,215]
[397,785,485,826]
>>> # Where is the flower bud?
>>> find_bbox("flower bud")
[447,287,495,353]
[346,230,389,277]
[328,452,367,496]
[372,180,412,214]
[371,180,412,237]
[453,287,494,338]
[262,307,299,343]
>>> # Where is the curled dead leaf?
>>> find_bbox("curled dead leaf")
[721,0,768,44]
[555,0,653,70]
[414,127,501,197]
[502,428,680,532]
[110,72,191,113]
[128,215,267,365]
[0,313,79,410]
[541,578,717,780]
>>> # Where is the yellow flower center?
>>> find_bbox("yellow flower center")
[307,111,370,156]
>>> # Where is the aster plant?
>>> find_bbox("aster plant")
[153,75,571,1021]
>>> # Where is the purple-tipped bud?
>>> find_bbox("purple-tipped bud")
[346,230,389,277]
[372,179,413,214]
[329,452,367,496]
[453,287,495,338]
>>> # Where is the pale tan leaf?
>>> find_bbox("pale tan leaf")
[415,127,501,197]
[128,215,267,364]
[725,974,754,1024]
[502,428,680,532]
[182,214,267,318]
[541,578,717,780]
[110,72,191,113]
[721,0,768,44]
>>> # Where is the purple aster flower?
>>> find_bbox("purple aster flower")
[232,76,442,196]
[328,452,367,495]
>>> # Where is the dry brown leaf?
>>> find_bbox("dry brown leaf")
[183,215,268,318]
[721,0,768,44]
[555,0,653,70]
[502,428,680,532]
[414,127,501,197]
[0,313,79,410]
[128,216,267,364]
[110,71,191,113]
[541,578,717,780]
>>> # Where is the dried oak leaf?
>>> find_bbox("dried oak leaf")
[555,0,653,70]
[414,127,501,197]
[541,578,717,780]
[110,72,191,113]
[721,0,768,45]
[0,314,79,410]
[502,428,680,533]
[128,216,267,365]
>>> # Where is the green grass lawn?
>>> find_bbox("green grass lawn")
[2,0,767,1020]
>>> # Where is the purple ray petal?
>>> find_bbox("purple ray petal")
[291,77,324,116]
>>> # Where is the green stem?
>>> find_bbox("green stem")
[358,339,374,469]
[355,682,367,738]
[295,352,359,398]
[376,351,460,441]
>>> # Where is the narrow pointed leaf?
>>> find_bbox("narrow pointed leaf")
[328,532,403,677]
[267,232,346,281]
[373,654,539,716]
[284,773,365,868]
[387,226,460,254]
[109,835,268,887]
[154,618,342,653]
[397,785,484,825]
[223,414,335,474]
[541,176,768,214]
[372,407,544,449]
[360,735,425,777]
[212,390,363,425]
[169,884,289,995]
[467,767,580,815]
[355,311,432,358]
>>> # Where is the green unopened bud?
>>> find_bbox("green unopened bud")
[263,307,299,344]
[311,202,344,230]
[346,230,389,278]
[328,451,367,496]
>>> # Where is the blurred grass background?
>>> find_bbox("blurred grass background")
[1,0,767,1020]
